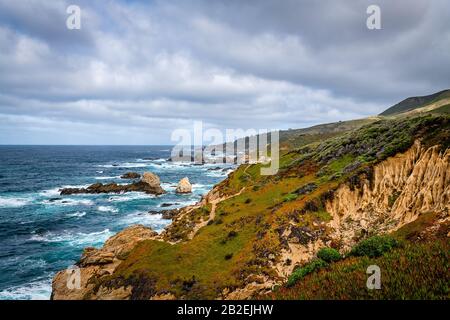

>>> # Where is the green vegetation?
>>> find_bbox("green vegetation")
[287,259,328,287]
[349,235,399,258]
[93,106,449,299]
[283,193,298,202]
[266,240,449,300]
[317,247,342,263]
[431,103,450,114]
[380,89,450,116]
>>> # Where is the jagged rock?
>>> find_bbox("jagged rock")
[120,172,141,179]
[142,172,162,187]
[176,177,192,193]
[149,208,181,220]
[51,225,158,300]
[160,202,180,207]
[294,183,317,196]
[103,224,158,259]
[60,172,165,196]
[79,248,114,267]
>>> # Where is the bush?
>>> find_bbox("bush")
[224,253,233,260]
[286,259,328,287]
[350,235,399,258]
[283,193,297,202]
[317,247,342,263]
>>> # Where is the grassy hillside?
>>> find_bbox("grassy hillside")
[93,112,450,300]
[265,240,449,300]
[265,212,449,300]
[380,89,450,116]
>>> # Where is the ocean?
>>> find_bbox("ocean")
[0,145,233,300]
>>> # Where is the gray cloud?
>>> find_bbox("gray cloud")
[0,0,449,144]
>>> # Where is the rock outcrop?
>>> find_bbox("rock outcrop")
[326,141,450,249]
[51,225,158,300]
[60,172,165,195]
[175,177,192,193]
[120,172,141,179]
[142,172,161,188]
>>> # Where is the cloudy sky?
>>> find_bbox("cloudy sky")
[0,0,449,144]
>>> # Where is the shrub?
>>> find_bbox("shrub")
[244,198,252,204]
[224,253,233,260]
[286,259,328,287]
[317,247,342,263]
[283,193,298,202]
[350,235,399,258]
[227,230,238,238]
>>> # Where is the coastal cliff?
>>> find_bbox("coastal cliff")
[51,113,450,300]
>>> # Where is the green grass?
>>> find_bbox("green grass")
[431,104,450,114]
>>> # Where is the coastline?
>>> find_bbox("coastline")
[50,161,237,300]
[0,146,234,300]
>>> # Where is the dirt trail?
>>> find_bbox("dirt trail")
[188,187,246,239]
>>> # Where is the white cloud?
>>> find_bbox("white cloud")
[0,0,448,144]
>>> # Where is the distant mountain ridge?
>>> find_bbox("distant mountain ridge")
[380,89,450,116]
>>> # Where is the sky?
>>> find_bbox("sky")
[0,0,449,145]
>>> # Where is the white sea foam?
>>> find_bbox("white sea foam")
[38,187,61,197]
[67,211,87,218]
[0,278,52,300]
[29,229,113,247]
[97,162,148,168]
[39,185,90,198]
[205,171,227,177]
[0,196,32,208]
[94,176,120,180]
[118,212,169,233]
[42,198,94,206]
[147,162,192,171]
[97,206,119,213]
[108,192,153,202]
[160,182,177,192]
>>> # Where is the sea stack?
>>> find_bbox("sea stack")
[141,172,165,194]
[176,177,192,193]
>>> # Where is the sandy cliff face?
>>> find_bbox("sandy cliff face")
[326,141,449,249]
[276,141,450,277]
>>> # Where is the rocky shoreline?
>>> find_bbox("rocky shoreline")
[51,166,226,299]
[51,225,160,300]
